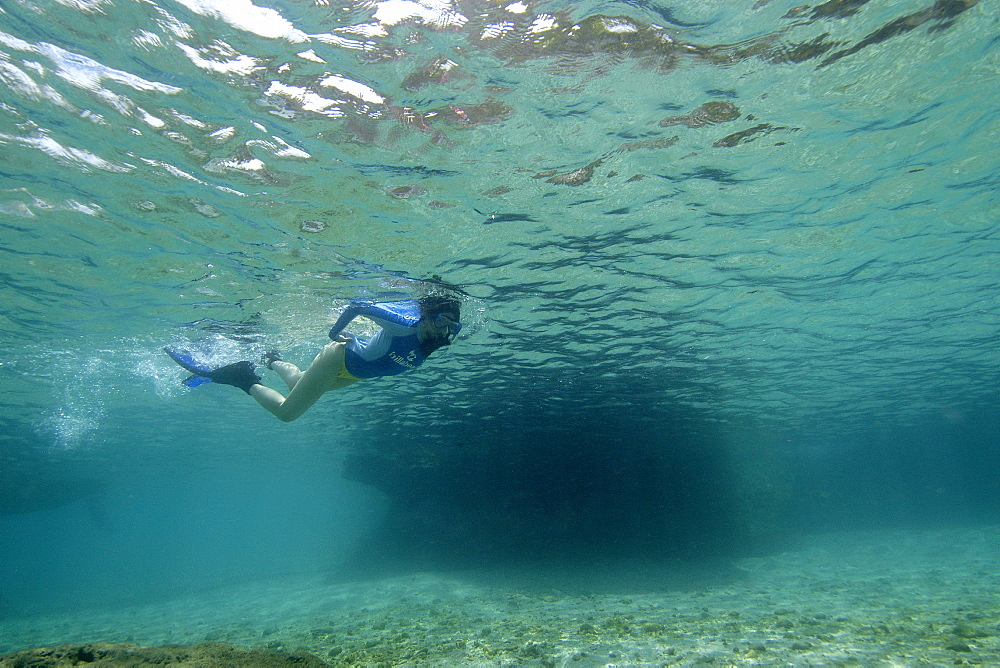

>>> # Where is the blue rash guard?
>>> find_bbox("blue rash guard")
[328,300,426,379]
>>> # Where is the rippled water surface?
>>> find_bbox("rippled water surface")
[3,0,996,449]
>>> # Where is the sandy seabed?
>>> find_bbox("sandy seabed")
[2,526,998,666]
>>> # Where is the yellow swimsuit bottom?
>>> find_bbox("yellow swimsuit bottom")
[337,366,361,380]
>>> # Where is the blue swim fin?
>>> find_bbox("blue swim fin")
[165,347,214,387]
[164,347,261,394]
[183,374,213,387]
[163,348,212,378]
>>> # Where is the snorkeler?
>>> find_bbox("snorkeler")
[165,296,461,422]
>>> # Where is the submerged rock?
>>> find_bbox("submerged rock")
[387,184,426,199]
[659,101,741,128]
[616,136,679,152]
[433,100,514,127]
[713,123,793,147]
[541,159,604,186]
[401,56,462,90]
[479,13,703,71]
[0,642,327,667]
[953,623,991,639]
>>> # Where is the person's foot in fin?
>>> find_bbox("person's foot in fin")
[204,361,261,394]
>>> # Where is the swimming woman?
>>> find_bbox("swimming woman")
[165,295,461,422]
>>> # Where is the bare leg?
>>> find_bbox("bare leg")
[249,342,359,422]
[270,360,304,390]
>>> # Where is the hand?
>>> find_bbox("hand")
[332,333,354,343]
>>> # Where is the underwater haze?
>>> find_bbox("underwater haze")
[1,0,998,664]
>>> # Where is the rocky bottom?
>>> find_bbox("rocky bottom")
[2,527,998,666]
[0,642,324,667]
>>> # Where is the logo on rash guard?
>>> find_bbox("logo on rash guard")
[389,350,418,369]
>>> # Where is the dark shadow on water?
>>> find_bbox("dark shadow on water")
[334,406,782,589]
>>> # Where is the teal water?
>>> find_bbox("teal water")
[1,0,998,660]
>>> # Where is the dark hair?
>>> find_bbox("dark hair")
[417,295,462,356]
[419,295,460,319]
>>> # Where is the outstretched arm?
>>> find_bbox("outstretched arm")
[329,304,363,341]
